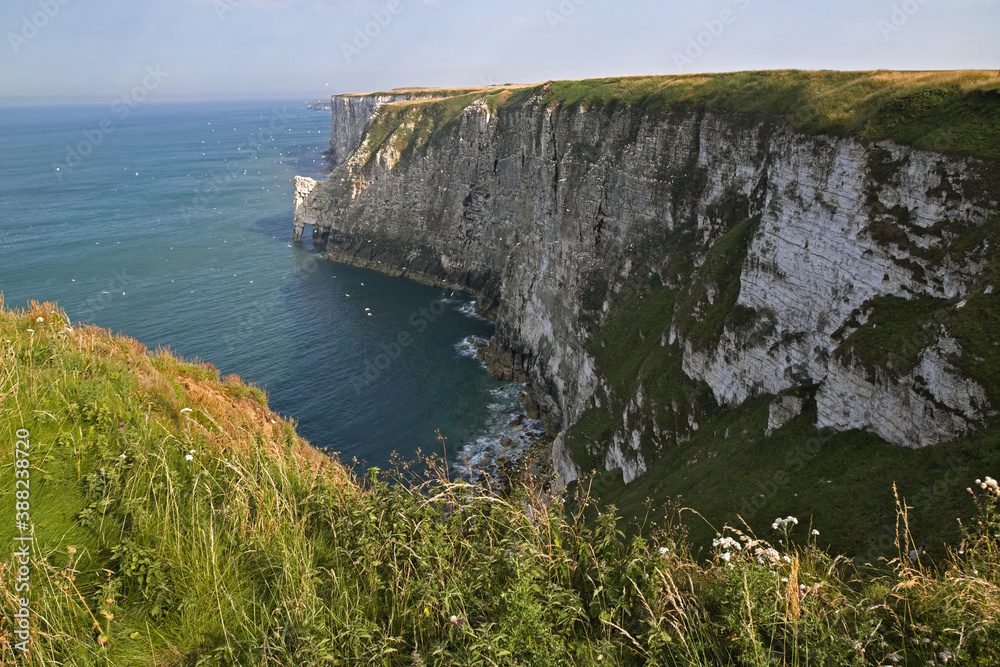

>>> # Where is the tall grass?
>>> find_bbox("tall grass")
[1,299,999,665]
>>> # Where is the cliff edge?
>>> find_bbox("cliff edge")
[295,71,1000,490]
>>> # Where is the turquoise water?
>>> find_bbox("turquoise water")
[0,100,534,473]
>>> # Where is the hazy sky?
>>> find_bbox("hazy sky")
[1,0,997,103]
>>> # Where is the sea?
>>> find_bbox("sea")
[0,100,543,477]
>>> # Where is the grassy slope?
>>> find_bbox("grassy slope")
[3,300,1000,666]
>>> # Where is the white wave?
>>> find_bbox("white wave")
[453,380,548,482]
[456,300,488,320]
[454,336,482,359]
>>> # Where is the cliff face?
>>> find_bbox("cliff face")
[324,88,494,166]
[295,74,1000,486]
[326,93,411,166]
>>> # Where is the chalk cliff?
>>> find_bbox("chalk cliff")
[324,88,487,165]
[295,73,1000,486]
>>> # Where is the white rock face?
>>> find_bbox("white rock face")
[816,336,989,447]
[550,433,580,487]
[327,93,437,167]
[292,176,319,243]
[682,138,991,448]
[296,93,995,485]
[767,395,806,436]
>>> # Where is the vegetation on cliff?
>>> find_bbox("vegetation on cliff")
[566,267,1000,564]
[305,69,1000,597]
[359,70,1000,163]
[3,299,1000,665]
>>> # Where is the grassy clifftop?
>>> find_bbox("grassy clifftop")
[359,70,1000,162]
[3,301,1000,664]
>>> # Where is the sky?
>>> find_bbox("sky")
[1,0,997,104]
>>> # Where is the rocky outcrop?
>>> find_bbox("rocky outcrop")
[327,94,404,166]
[817,335,989,448]
[293,176,321,243]
[326,90,479,167]
[295,80,998,486]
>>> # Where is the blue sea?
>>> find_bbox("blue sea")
[0,100,539,475]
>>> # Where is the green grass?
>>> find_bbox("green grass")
[834,295,953,379]
[4,300,1000,665]
[364,70,1000,161]
[674,212,762,351]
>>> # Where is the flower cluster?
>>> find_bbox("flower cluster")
[712,536,743,563]
[712,536,741,552]
[772,516,798,530]
[754,546,781,566]
[974,477,999,497]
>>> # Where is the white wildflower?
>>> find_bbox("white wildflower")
[720,552,732,562]
[754,547,780,565]
[185,454,193,461]
[180,407,193,413]
[712,536,740,551]
[772,516,798,530]
[811,529,820,536]
[36,317,44,323]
